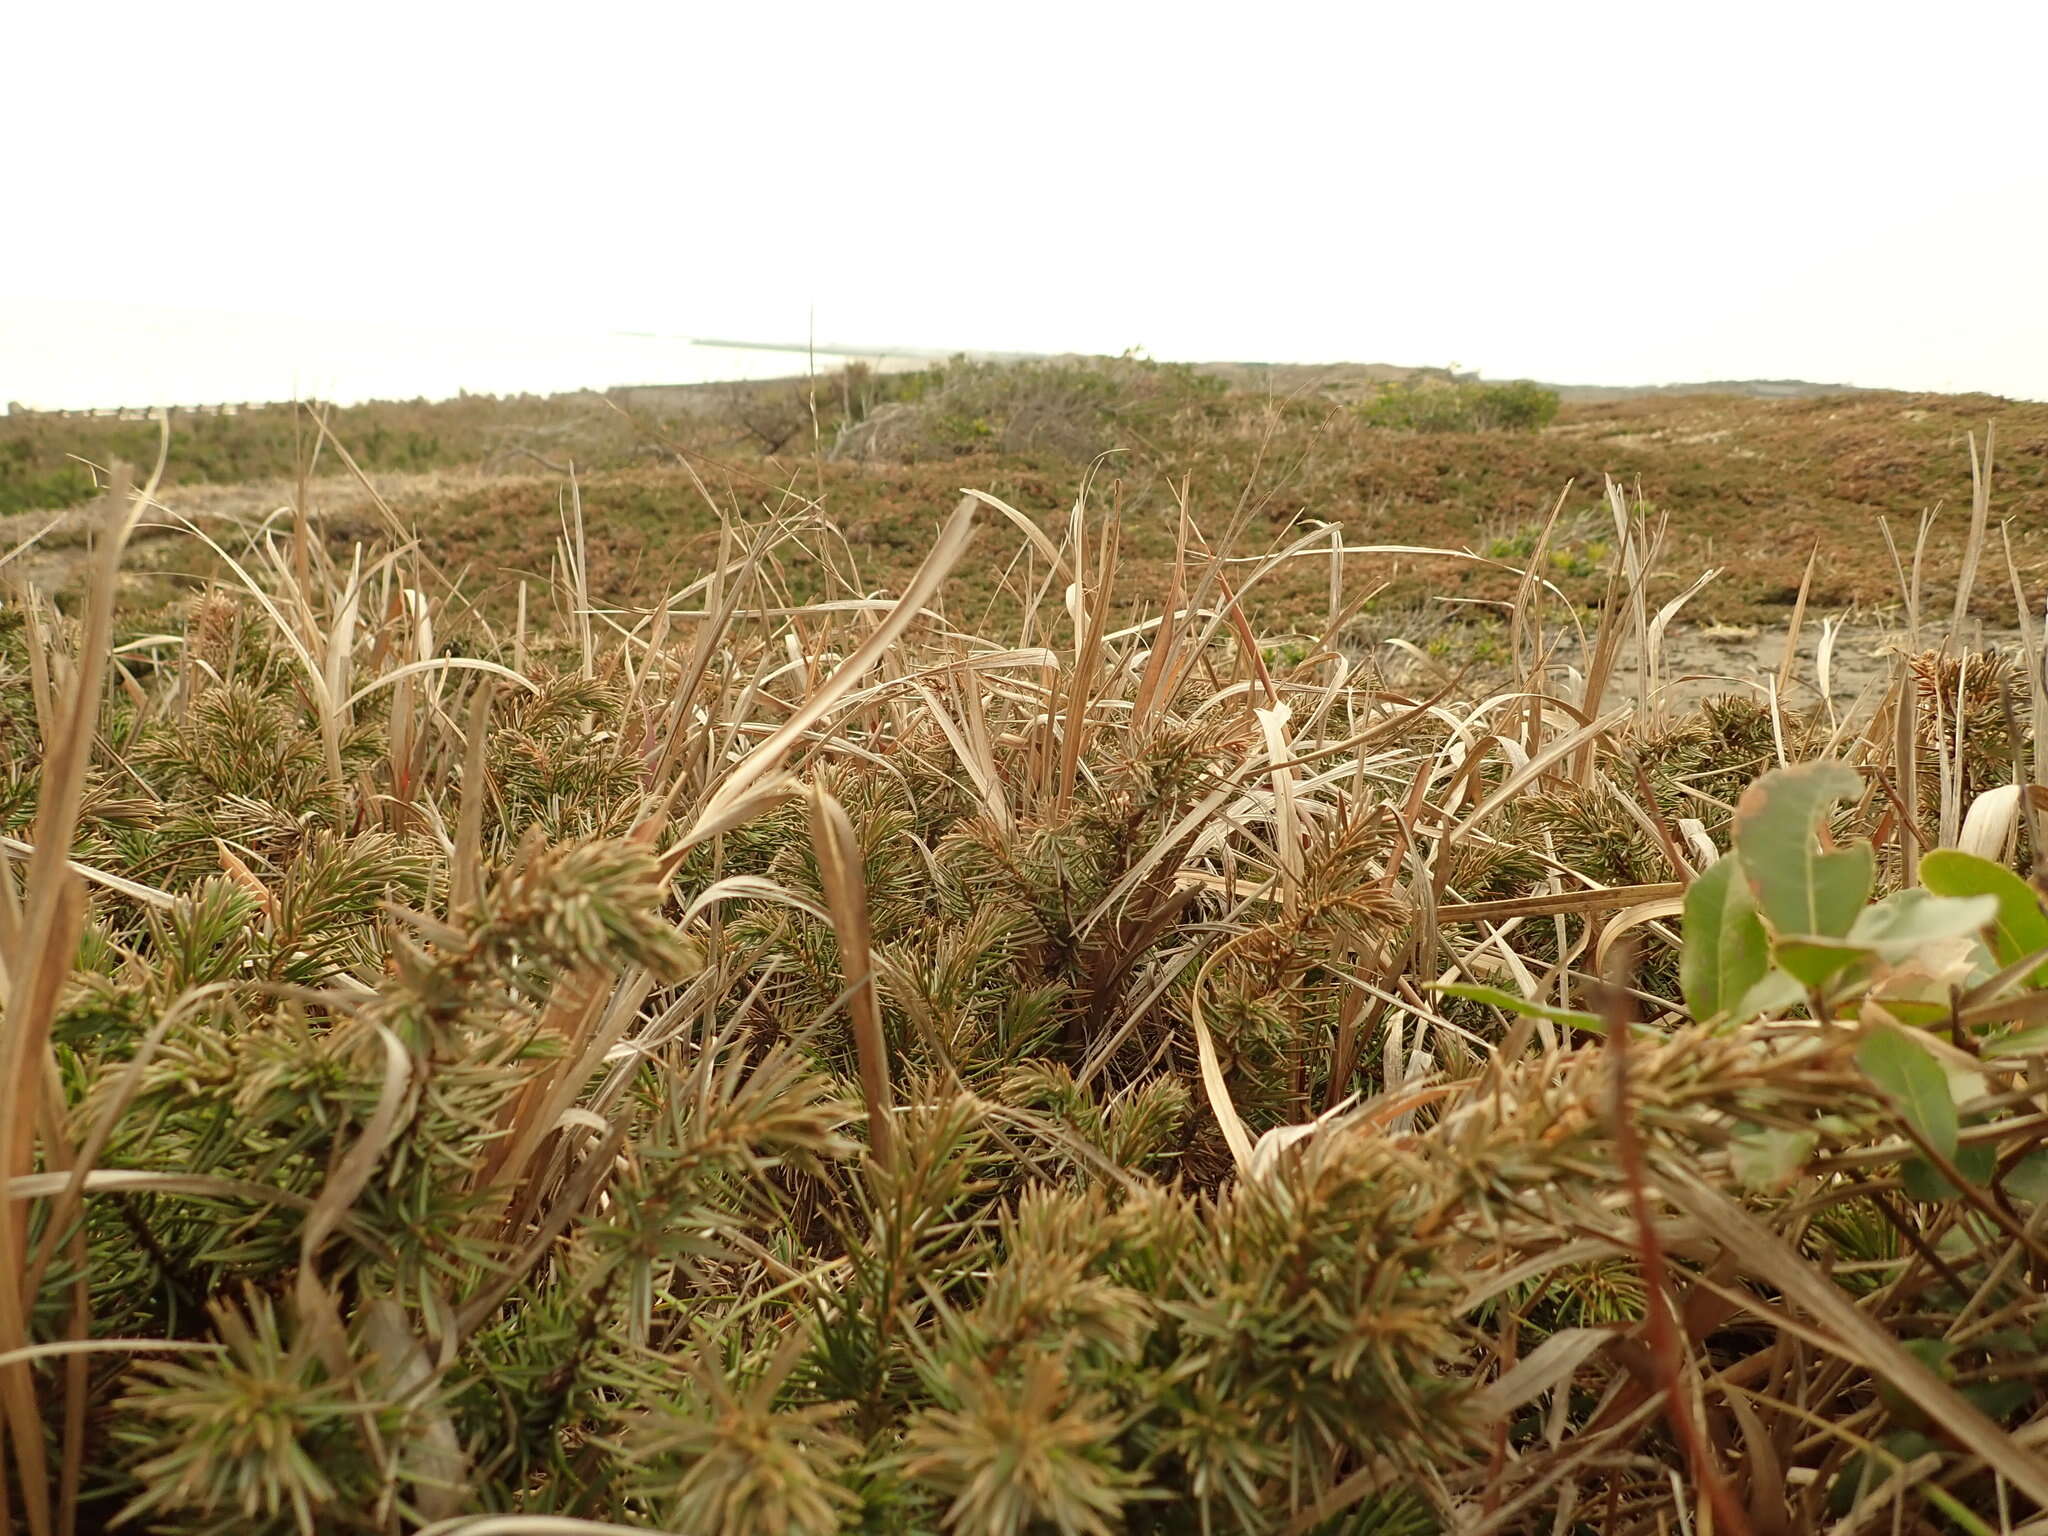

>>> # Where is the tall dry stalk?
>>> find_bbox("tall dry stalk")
[2,435,159,1536]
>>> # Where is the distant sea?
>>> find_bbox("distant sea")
[1,301,925,412]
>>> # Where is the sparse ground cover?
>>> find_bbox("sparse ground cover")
[3,366,2048,1532]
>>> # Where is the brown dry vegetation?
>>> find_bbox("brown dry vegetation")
[349,386,2048,635]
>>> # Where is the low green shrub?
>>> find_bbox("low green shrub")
[1361,378,1560,432]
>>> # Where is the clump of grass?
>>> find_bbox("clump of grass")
[0,421,2045,1536]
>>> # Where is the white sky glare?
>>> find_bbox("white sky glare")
[5,0,2046,405]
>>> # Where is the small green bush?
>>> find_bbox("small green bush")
[1360,378,1560,432]
[0,437,98,515]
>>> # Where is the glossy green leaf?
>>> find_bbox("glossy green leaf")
[1902,1141,1995,1200]
[1772,934,1872,989]
[1984,1022,2048,1058]
[1435,982,1604,1033]
[1874,1344,1955,1429]
[1730,968,1808,1021]
[1681,856,1770,1023]
[2005,1149,2048,1204]
[1846,888,2000,958]
[1857,1023,1959,1164]
[1962,1380,2036,1421]
[1872,998,1954,1029]
[1918,849,2048,985]
[1732,761,1873,940]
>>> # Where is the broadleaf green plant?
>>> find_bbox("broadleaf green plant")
[1920,848,2048,985]
[1678,857,1770,1024]
[1856,1022,1961,1165]
[1731,760,1875,983]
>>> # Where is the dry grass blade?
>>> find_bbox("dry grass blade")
[358,1295,468,1517]
[674,492,978,845]
[0,836,176,910]
[341,655,536,711]
[296,1023,411,1372]
[1661,1166,2048,1508]
[1452,707,1633,840]
[1475,1328,1613,1418]
[1,434,161,1536]
[1435,881,1685,925]
[450,682,496,914]
[1189,938,1258,1171]
[0,1341,223,1373]
[1776,541,1820,698]
[1591,894,1685,975]
[8,1173,392,1256]
[1953,425,1994,635]
[1255,701,1305,909]
[808,784,893,1166]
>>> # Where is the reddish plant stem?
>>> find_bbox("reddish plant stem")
[1601,951,1754,1536]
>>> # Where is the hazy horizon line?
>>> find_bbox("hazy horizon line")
[3,300,2034,411]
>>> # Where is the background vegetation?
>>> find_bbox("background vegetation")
[8,358,2044,632]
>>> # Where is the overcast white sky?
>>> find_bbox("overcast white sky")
[5,0,2046,405]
